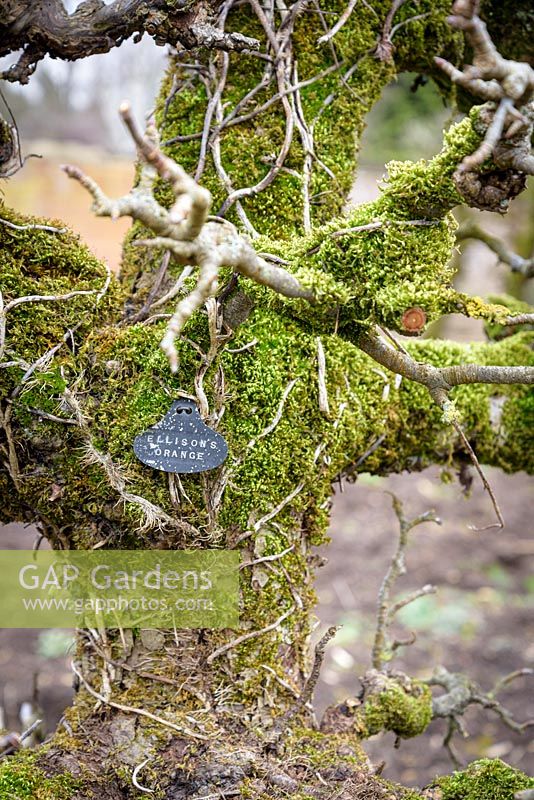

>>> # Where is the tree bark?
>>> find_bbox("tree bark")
[0,0,259,83]
[0,1,533,798]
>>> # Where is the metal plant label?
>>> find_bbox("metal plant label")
[133,398,228,474]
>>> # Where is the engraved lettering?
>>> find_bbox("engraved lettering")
[134,400,228,474]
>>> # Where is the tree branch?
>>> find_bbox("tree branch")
[358,331,533,528]
[357,332,534,395]
[64,103,312,371]
[0,0,260,84]
[65,105,534,393]
[372,494,440,671]
[436,0,534,176]
[429,665,534,746]
[456,222,534,278]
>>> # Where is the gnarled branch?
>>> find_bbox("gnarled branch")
[65,104,534,392]
[0,0,259,84]
[436,0,534,175]
[429,665,534,765]
[64,103,312,372]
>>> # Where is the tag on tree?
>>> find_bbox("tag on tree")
[133,398,228,474]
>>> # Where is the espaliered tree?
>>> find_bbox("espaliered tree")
[0,0,533,798]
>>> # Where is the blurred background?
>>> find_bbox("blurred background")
[0,25,533,790]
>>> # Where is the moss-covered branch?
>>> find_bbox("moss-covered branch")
[71,101,531,361]
[0,2,533,797]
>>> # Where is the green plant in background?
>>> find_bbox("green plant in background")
[36,631,75,660]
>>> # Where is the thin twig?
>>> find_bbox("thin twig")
[226,339,258,353]
[3,281,110,314]
[316,337,330,414]
[240,544,295,569]
[27,408,77,425]
[127,251,171,323]
[452,420,504,531]
[71,662,210,740]
[272,625,339,740]
[297,626,339,711]
[317,0,358,45]
[374,0,411,62]
[490,668,533,698]
[249,378,298,446]
[206,606,294,663]
[371,495,440,670]
[387,584,436,623]
[0,217,67,234]
[252,482,305,533]
[132,758,155,794]
[10,322,83,400]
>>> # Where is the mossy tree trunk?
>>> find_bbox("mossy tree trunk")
[0,1,533,798]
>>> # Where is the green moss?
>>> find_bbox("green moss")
[286,727,366,763]
[120,2,487,340]
[379,110,482,219]
[0,750,80,799]
[0,204,123,524]
[153,11,387,243]
[361,676,433,739]
[1,0,532,732]
[126,0,465,266]
[0,204,121,368]
[2,264,532,672]
[217,111,489,338]
[2,208,532,683]
[437,758,534,800]
[277,205,458,334]
[236,727,426,798]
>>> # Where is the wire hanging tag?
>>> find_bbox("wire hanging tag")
[133,398,228,474]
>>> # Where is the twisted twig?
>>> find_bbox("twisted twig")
[0,0,259,84]
[64,103,312,372]
[429,665,534,764]
[372,494,440,670]
[436,0,534,174]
